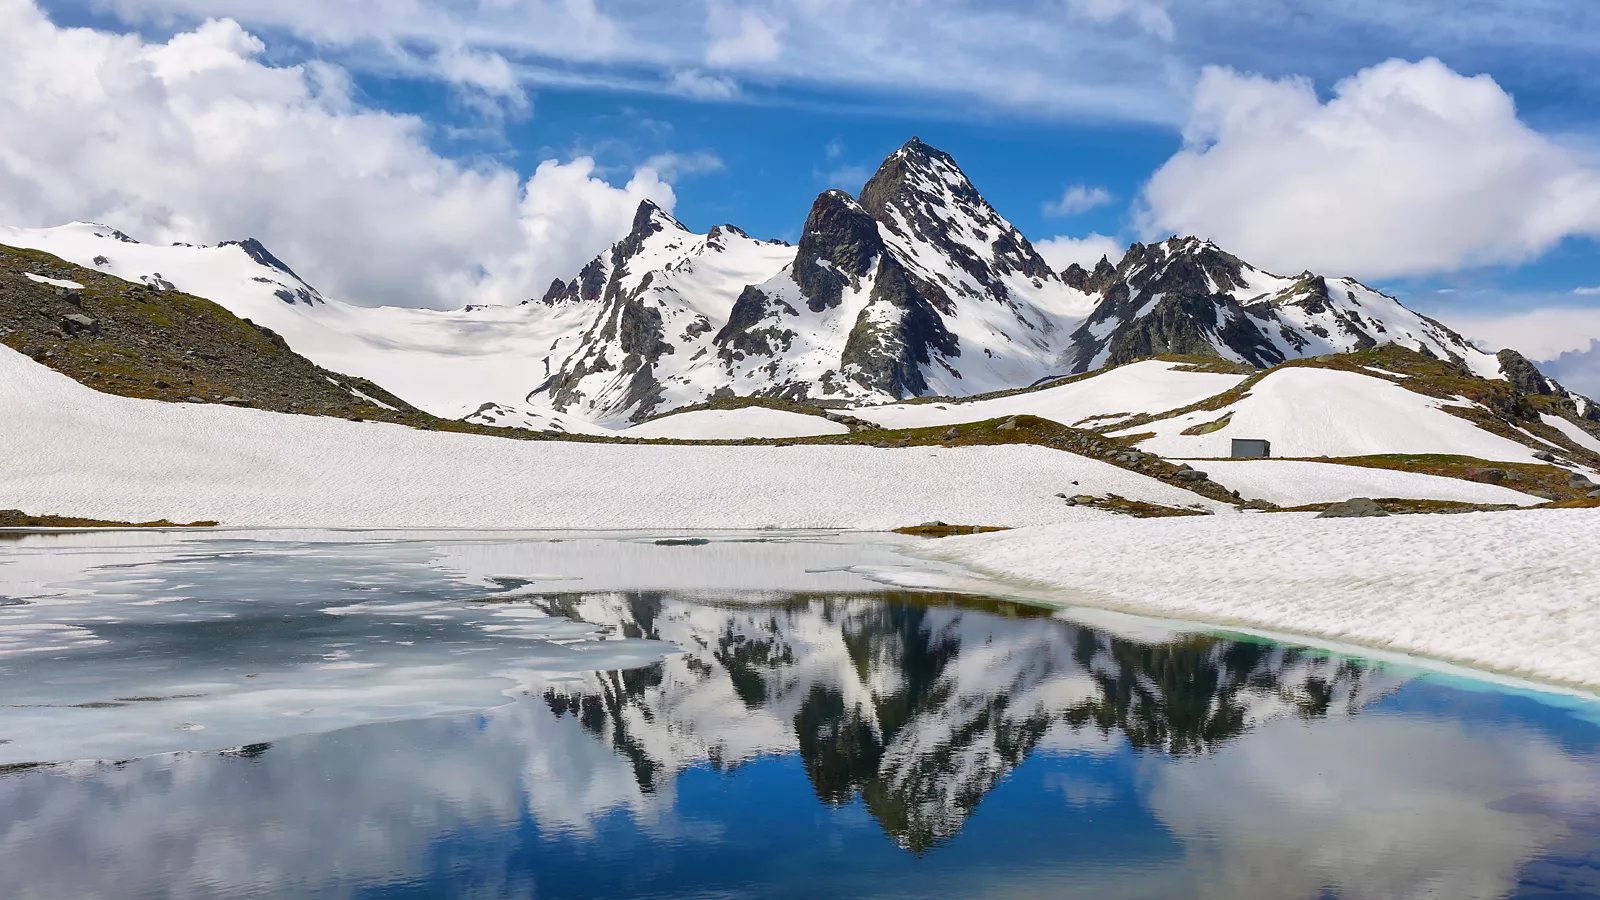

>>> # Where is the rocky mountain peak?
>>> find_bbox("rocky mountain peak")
[792,190,885,312]
[221,238,306,282]
[612,199,685,264]
[859,138,982,225]
[857,138,1055,296]
[1116,235,1249,298]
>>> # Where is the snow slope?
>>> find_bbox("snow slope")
[850,360,1246,430]
[1543,413,1600,456]
[0,346,1225,528]
[624,408,849,440]
[919,511,1600,691]
[1194,460,1546,507]
[1116,367,1544,463]
[0,223,598,419]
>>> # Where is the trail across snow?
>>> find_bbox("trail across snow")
[0,346,1225,528]
[918,512,1600,691]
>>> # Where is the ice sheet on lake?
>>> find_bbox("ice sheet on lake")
[0,530,957,764]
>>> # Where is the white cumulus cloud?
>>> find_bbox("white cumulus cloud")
[1035,233,1126,271]
[0,0,675,309]
[1044,184,1115,217]
[1141,58,1600,279]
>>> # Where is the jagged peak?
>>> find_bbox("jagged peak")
[859,137,982,222]
[629,198,687,235]
[220,237,308,283]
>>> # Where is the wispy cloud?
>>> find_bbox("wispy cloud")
[641,151,725,182]
[1575,286,1600,296]
[814,164,873,192]
[1044,185,1115,217]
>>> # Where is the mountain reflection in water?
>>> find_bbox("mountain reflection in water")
[526,591,1375,853]
[2,570,1597,899]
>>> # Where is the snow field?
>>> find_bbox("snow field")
[0,346,1226,528]
[1542,414,1600,456]
[850,360,1248,430]
[1192,459,1547,507]
[624,407,849,440]
[1118,367,1544,463]
[919,511,1600,691]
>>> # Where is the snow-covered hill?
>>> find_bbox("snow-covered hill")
[0,223,591,419]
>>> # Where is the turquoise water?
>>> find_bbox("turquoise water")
[0,530,1596,899]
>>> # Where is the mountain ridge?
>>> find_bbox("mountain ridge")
[0,139,1593,436]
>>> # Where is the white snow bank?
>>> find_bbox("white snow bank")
[852,360,1247,430]
[1117,368,1542,463]
[0,347,1225,528]
[1542,414,1600,456]
[24,273,84,290]
[624,407,849,440]
[1194,460,1546,507]
[918,510,1600,691]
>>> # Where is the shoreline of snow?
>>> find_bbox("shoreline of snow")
[912,511,1600,692]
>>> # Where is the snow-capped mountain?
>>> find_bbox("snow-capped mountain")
[524,138,1095,424]
[1,139,1587,432]
[1062,237,1504,378]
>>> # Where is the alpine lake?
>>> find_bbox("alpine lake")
[0,529,1597,899]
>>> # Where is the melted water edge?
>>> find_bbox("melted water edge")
[0,529,1597,900]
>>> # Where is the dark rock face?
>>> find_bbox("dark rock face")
[1496,349,1559,396]
[840,255,959,398]
[792,191,884,313]
[714,286,797,363]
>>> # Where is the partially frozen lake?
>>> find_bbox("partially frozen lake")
[1,529,1597,899]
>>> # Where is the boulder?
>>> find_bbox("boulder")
[1589,489,1600,499]
[1317,498,1390,518]
[61,313,99,336]
[1173,469,1209,482]
[1534,451,1558,463]
[1468,468,1507,485]
[1240,499,1278,511]
[996,417,1019,432]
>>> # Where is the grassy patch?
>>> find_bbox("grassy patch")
[0,509,217,529]
[1267,454,1592,501]
[893,524,1011,537]
[1264,498,1520,515]
[1181,412,1233,436]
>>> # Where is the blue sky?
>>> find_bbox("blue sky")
[5,0,1600,387]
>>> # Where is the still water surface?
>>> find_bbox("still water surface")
[0,530,1597,899]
